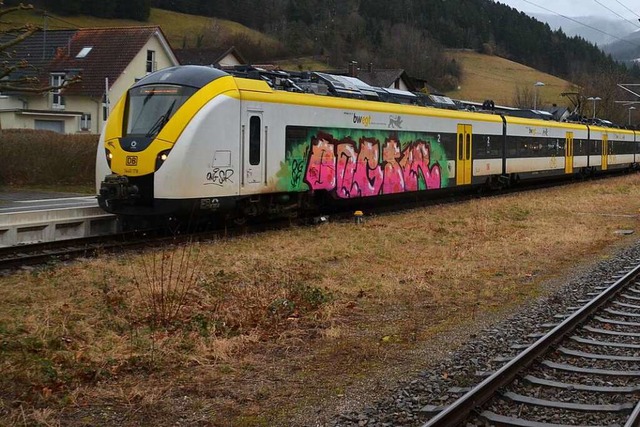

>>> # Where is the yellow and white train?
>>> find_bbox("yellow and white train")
[96,65,638,221]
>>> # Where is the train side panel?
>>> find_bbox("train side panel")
[503,117,589,179]
[600,127,636,171]
[237,86,505,200]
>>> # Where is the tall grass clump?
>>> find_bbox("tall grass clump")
[132,242,204,328]
[0,129,98,186]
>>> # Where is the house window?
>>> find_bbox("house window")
[80,113,92,131]
[50,73,65,109]
[146,50,156,73]
[76,46,93,58]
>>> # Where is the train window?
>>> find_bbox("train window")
[458,134,463,160]
[125,84,197,137]
[466,134,471,159]
[249,116,261,165]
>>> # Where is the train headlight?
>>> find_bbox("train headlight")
[155,149,171,170]
[105,149,113,168]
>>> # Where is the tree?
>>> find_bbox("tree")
[0,1,78,93]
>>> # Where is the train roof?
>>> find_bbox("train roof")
[132,65,229,89]
[140,65,632,131]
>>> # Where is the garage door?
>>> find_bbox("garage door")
[34,119,65,133]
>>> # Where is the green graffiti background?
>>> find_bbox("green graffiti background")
[275,127,450,192]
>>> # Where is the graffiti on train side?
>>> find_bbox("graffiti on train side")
[305,133,443,198]
[276,128,448,197]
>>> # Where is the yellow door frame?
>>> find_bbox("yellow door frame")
[456,124,473,185]
[602,134,608,171]
[565,132,574,174]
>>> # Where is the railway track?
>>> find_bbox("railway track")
[0,217,300,272]
[0,172,633,273]
[424,263,640,427]
[0,232,153,271]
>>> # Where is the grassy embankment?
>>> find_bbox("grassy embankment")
[1,173,639,426]
[446,50,576,106]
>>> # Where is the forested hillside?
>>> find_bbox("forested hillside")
[12,0,635,92]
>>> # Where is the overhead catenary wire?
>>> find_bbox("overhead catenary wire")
[592,0,640,30]
[39,11,80,29]
[613,0,640,20]
[515,0,640,48]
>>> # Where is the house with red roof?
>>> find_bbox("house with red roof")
[0,26,178,134]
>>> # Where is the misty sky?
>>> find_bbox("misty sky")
[498,0,640,19]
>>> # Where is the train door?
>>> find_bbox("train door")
[456,124,473,185]
[242,111,266,190]
[601,134,608,171]
[565,132,574,174]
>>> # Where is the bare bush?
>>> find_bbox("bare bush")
[132,242,204,328]
[0,129,97,186]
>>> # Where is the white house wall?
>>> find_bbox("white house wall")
[218,54,242,67]
[394,79,409,91]
[109,34,177,122]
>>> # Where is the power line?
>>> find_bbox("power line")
[613,0,640,20]
[517,0,640,48]
[35,10,80,29]
[592,0,640,30]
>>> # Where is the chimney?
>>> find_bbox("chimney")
[348,61,358,77]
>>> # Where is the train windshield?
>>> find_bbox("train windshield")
[126,84,197,137]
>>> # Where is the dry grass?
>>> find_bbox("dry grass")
[272,56,332,71]
[445,50,576,106]
[1,174,640,425]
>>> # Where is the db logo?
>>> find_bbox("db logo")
[126,156,138,166]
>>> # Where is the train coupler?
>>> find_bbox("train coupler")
[98,174,140,209]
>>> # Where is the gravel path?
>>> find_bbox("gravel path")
[327,240,640,427]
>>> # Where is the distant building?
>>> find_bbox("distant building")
[174,46,246,68]
[0,26,178,134]
[328,62,418,92]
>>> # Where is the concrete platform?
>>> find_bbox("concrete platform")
[0,190,98,213]
[0,190,118,247]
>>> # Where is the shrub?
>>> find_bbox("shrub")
[0,129,98,186]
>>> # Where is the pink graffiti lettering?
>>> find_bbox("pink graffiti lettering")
[305,133,442,198]
[304,135,336,191]
[399,141,442,192]
[336,142,357,198]
[382,139,404,194]
[352,138,383,197]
